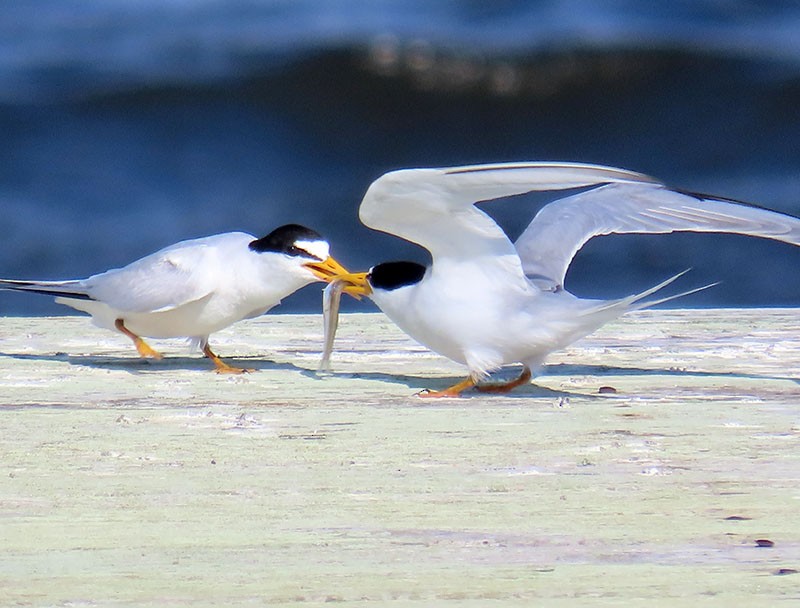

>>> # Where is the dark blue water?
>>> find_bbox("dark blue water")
[2,1,800,315]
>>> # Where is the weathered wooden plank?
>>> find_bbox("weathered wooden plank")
[0,310,798,606]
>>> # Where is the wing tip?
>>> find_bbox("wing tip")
[0,279,94,301]
[443,161,660,183]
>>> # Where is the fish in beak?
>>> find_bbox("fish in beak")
[303,259,370,298]
[328,271,372,298]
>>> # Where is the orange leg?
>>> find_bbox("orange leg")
[115,319,163,360]
[202,344,255,374]
[417,377,477,399]
[475,366,532,394]
[418,366,532,398]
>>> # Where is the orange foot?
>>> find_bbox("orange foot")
[203,344,255,374]
[475,366,532,394]
[115,319,163,360]
[417,366,533,398]
[416,377,476,398]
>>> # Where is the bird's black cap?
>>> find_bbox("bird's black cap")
[369,261,426,291]
[249,224,324,256]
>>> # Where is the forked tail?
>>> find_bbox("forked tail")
[582,269,718,317]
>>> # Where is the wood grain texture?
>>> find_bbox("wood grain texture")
[0,310,798,606]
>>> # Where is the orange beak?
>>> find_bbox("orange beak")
[303,258,370,298]
[328,271,372,297]
[304,255,349,281]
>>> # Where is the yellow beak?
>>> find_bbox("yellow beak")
[304,255,351,281]
[303,258,371,298]
[329,271,372,297]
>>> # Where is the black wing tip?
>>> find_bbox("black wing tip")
[0,280,94,301]
[671,187,799,218]
[671,187,748,205]
[31,289,94,301]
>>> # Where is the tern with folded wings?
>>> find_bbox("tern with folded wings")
[1,224,351,372]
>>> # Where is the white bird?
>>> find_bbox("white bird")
[337,162,800,397]
[1,224,351,372]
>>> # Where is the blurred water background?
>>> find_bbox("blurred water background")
[1,0,799,315]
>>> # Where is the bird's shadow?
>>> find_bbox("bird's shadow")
[302,361,799,398]
[306,369,576,398]
[549,362,798,385]
[0,351,308,376]
[1,352,796,397]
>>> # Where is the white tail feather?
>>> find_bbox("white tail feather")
[581,269,695,316]
[629,280,720,311]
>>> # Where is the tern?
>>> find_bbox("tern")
[337,162,800,397]
[1,224,351,372]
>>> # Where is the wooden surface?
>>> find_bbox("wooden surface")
[0,310,798,606]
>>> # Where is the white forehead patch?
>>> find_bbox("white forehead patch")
[294,239,329,261]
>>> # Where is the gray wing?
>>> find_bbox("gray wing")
[0,248,218,313]
[514,182,800,289]
[359,161,658,260]
[82,240,224,313]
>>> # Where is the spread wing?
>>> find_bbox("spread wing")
[82,238,228,313]
[358,162,659,261]
[514,182,800,289]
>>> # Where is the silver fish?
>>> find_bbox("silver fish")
[318,278,347,372]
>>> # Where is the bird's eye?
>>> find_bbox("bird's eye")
[286,245,302,257]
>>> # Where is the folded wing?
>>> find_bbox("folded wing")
[82,243,219,313]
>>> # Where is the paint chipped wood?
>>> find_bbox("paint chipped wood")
[0,310,798,605]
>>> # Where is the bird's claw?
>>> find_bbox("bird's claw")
[415,387,467,399]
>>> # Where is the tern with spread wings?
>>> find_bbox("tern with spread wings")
[1,224,350,372]
[337,162,800,397]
